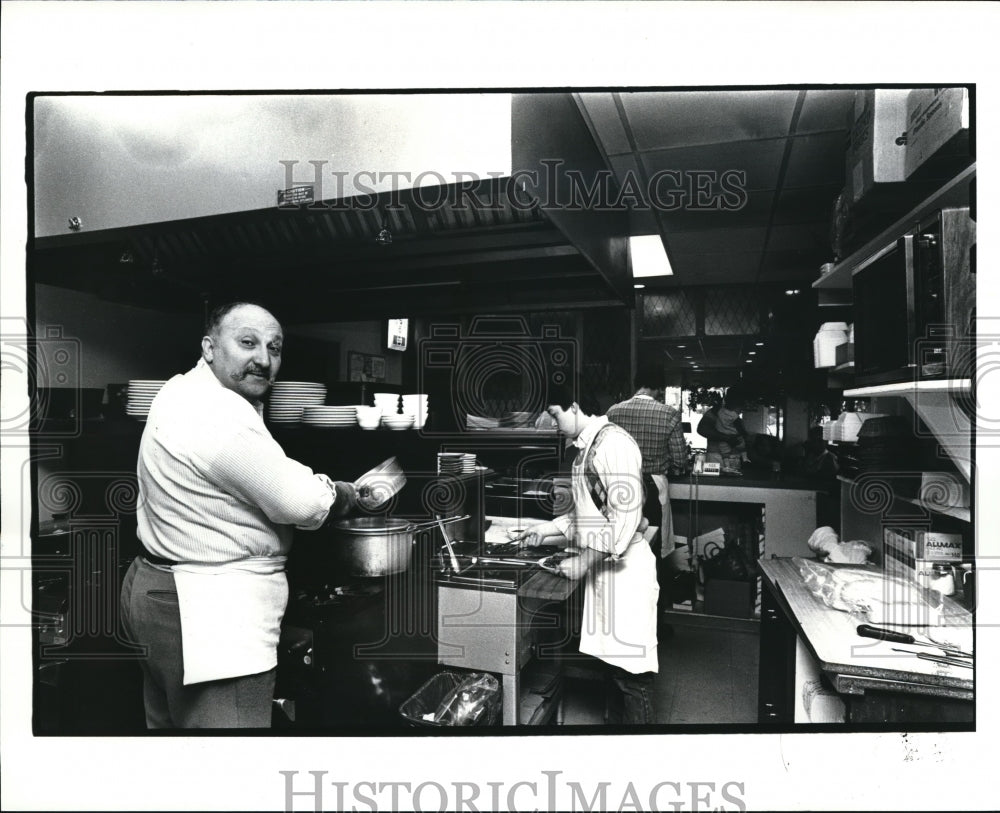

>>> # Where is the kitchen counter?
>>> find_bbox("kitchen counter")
[672,470,828,492]
[667,475,821,559]
[758,557,974,725]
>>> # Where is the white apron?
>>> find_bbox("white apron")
[579,534,659,674]
[650,473,675,557]
[172,556,287,685]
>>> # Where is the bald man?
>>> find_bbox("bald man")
[120,302,357,728]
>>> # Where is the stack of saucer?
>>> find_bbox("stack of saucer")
[437,452,475,475]
[302,405,358,428]
[268,381,326,424]
[373,392,400,415]
[125,380,167,420]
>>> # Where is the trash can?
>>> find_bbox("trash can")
[399,671,501,727]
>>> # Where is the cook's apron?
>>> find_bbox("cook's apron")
[650,473,675,557]
[171,556,287,685]
[579,533,659,674]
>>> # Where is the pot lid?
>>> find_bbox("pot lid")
[331,516,411,534]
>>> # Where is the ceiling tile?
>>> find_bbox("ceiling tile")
[619,90,800,151]
[667,226,767,255]
[759,248,829,281]
[656,190,775,231]
[783,131,848,189]
[667,251,760,282]
[765,222,830,253]
[772,184,842,225]
[797,89,856,134]
[576,93,632,156]
[641,140,787,192]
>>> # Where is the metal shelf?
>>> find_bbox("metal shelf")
[844,379,971,398]
[812,164,976,291]
[837,475,971,523]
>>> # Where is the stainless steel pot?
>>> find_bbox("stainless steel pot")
[330,514,469,577]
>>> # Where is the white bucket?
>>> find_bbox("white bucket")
[813,322,849,368]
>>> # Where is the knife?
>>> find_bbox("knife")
[890,647,974,669]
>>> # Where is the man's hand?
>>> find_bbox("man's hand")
[554,547,604,580]
[512,521,562,548]
[331,481,358,517]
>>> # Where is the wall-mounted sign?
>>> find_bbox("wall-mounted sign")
[348,351,386,382]
[277,185,315,208]
[387,318,408,351]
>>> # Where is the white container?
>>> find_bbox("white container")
[813,322,849,369]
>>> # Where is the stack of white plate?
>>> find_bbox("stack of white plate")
[268,381,326,423]
[302,405,358,428]
[382,413,414,431]
[125,380,167,420]
[373,392,400,415]
[401,393,429,427]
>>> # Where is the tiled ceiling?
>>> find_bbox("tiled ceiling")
[575,89,856,288]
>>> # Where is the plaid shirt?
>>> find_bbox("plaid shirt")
[607,394,687,476]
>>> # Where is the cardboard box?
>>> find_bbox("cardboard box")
[904,87,970,178]
[704,578,754,618]
[845,89,909,204]
[883,528,963,582]
[835,342,855,367]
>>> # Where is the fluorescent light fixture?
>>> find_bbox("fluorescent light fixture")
[634,283,646,289]
[755,341,764,346]
[630,235,673,278]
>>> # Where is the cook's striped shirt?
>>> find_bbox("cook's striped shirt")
[606,394,687,476]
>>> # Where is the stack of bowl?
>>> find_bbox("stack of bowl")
[373,392,400,416]
[381,413,414,431]
[402,393,429,428]
[356,405,382,430]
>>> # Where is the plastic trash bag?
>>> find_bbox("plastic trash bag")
[793,557,935,624]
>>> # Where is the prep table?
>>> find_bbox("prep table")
[758,557,974,725]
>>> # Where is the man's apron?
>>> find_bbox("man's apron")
[576,425,659,675]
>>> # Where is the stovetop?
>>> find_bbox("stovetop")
[434,540,566,592]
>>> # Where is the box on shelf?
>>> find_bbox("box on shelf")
[883,528,963,582]
[835,342,855,367]
[846,89,909,205]
[904,88,970,179]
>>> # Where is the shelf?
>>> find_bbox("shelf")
[813,163,976,291]
[837,475,971,523]
[844,379,971,398]
[842,381,972,483]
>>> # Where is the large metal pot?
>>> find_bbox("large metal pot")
[330,514,468,577]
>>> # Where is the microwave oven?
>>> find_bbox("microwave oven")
[852,206,976,386]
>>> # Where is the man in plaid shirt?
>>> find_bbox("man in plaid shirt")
[607,366,688,612]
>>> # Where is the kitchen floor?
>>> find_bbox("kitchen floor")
[558,616,760,726]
